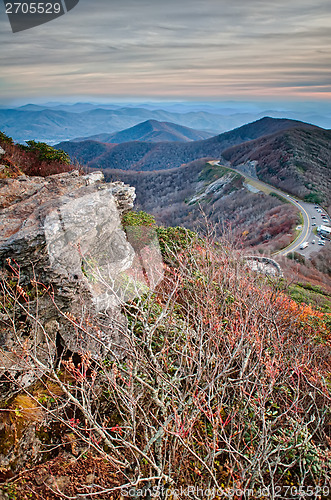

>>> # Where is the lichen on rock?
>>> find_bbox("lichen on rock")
[0,170,138,385]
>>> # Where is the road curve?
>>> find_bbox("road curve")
[212,161,329,257]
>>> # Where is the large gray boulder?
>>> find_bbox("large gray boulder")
[0,169,165,473]
[0,170,139,391]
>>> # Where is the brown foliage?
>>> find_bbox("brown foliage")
[0,141,73,177]
[1,237,330,497]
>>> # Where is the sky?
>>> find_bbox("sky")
[1,0,331,105]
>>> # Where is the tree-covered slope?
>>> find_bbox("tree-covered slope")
[56,117,316,171]
[222,127,331,210]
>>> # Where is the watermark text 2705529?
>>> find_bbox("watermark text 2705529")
[4,0,80,33]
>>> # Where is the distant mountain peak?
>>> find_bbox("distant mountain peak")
[70,120,215,144]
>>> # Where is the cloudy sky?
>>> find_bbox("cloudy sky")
[1,0,331,104]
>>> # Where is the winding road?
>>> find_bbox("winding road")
[212,161,330,257]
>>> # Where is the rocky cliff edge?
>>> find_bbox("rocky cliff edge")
[0,170,148,395]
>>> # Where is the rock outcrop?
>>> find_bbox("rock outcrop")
[244,255,283,277]
[0,170,141,396]
[0,169,165,472]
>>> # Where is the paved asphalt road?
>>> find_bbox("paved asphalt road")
[213,161,330,257]
[279,199,330,257]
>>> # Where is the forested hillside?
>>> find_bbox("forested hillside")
[56,117,314,171]
[222,127,331,211]
[105,159,298,252]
